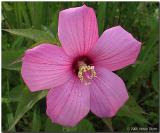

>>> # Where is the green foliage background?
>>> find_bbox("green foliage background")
[2,2,159,132]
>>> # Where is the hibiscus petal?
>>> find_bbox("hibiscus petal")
[58,5,99,57]
[90,67,129,117]
[89,26,141,71]
[46,76,90,127]
[21,44,72,92]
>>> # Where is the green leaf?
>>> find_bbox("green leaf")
[151,71,159,93]
[126,11,158,87]
[7,113,16,132]
[144,97,159,108]
[45,118,62,132]
[12,36,25,49]
[117,95,148,125]
[31,108,41,131]
[2,85,25,103]
[3,29,56,43]
[147,112,159,125]
[2,98,19,103]
[27,3,47,29]
[74,119,95,131]
[63,119,95,132]
[97,2,106,35]
[8,88,48,131]
[2,49,24,71]
[127,43,158,87]
[45,119,95,132]
[9,85,24,101]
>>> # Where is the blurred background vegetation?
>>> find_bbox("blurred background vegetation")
[2,2,159,132]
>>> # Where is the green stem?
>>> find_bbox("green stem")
[102,118,113,132]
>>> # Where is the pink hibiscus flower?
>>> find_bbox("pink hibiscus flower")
[21,5,141,127]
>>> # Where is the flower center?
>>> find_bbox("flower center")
[77,61,96,85]
[72,56,96,85]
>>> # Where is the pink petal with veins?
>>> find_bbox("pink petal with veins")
[89,26,141,71]
[90,67,129,117]
[46,76,90,127]
[21,44,72,92]
[58,5,99,57]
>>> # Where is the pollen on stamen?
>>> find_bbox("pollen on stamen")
[78,64,96,85]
